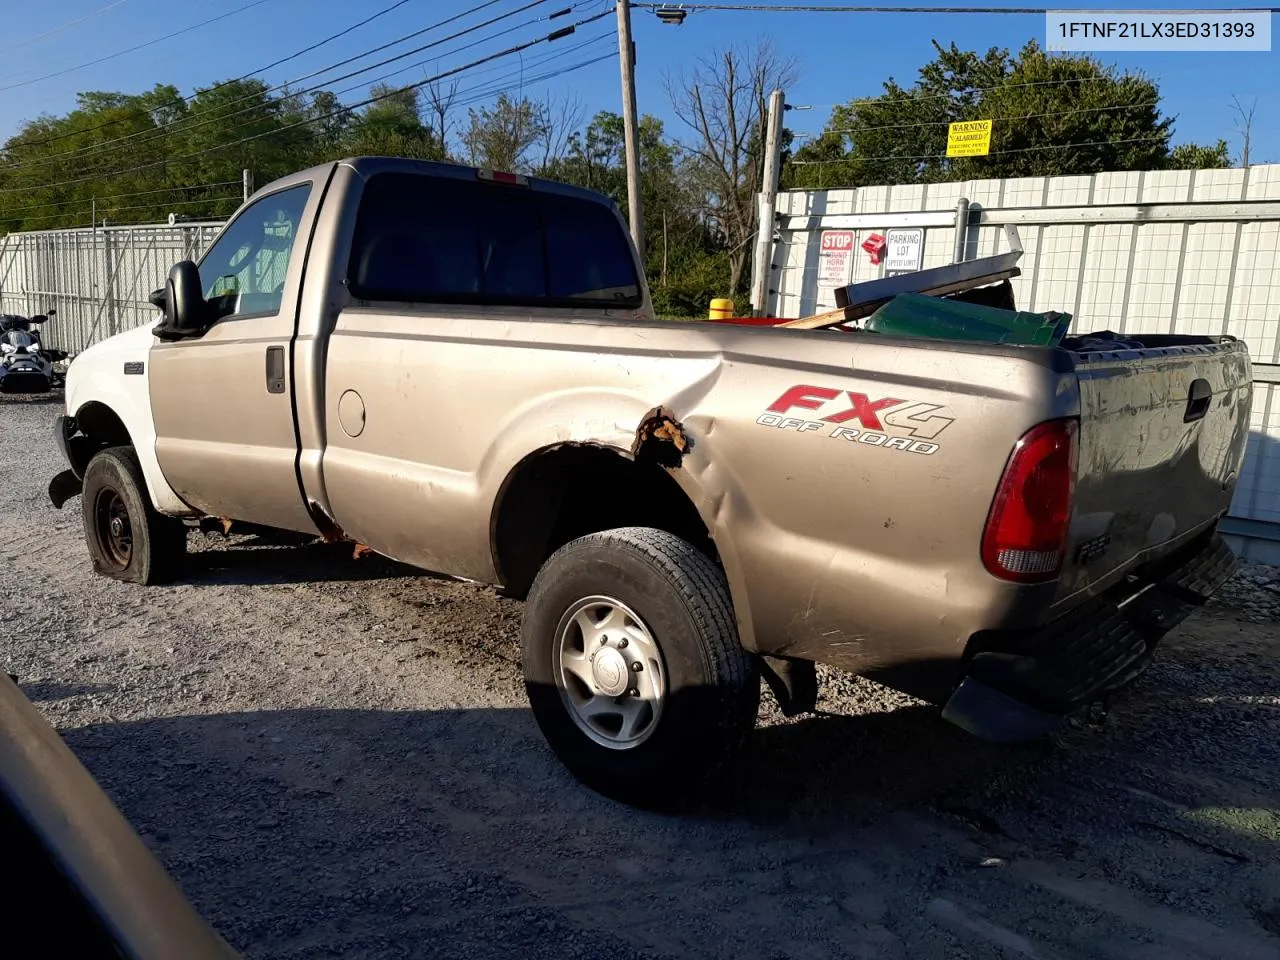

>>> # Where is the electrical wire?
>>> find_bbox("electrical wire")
[0,9,610,197]
[0,0,277,94]
[631,3,1280,12]
[1,180,242,218]
[1,0,132,56]
[793,100,1162,139]
[3,0,565,174]
[4,0,432,151]
[0,192,242,228]
[1,34,615,223]
[787,133,1170,165]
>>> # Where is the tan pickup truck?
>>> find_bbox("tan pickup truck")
[49,157,1252,806]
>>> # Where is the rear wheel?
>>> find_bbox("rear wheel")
[522,527,759,808]
[81,447,186,585]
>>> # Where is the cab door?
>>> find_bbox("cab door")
[148,181,319,532]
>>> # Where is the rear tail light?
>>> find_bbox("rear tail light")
[982,418,1079,583]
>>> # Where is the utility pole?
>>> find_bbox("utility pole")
[750,88,785,317]
[615,0,644,256]
[243,168,254,204]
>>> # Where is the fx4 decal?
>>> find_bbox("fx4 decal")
[757,384,956,456]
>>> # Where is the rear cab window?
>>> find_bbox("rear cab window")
[346,172,643,311]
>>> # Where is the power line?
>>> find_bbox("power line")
[3,0,433,151]
[208,0,420,96]
[0,10,608,196]
[631,3,1280,12]
[327,22,610,104]
[0,0,276,94]
[1,0,132,56]
[3,0,563,174]
[1,48,616,231]
[794,100,1161,138]
[2,181,242,217]
[0,192,242,229]
[787,133,1169,165]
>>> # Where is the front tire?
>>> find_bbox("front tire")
[522,527,759,808]
[81,447,186,585]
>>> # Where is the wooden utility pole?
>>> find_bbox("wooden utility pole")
[616,1,644,256]
[243,168,254,203]
[750,88,785,316]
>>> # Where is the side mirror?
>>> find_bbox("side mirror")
[155,261,208,341]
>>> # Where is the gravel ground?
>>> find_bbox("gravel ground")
[2,393,1279,960]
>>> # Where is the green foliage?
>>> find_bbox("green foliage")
[1167,138,1231,170]
[787,40,1229,190]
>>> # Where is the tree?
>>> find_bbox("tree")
[461,93,550,173]
[665,41,799,296]
[788,40,1192,188]
[1231,94,1257,167]
[1167,139,1231,170]
[340,84,444,161]
[545,111,722,315]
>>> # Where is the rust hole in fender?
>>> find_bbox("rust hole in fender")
[632,406,693,469]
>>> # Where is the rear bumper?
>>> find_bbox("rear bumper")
[942,532,1236,742]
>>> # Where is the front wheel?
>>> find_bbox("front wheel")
[522,527,759,808]
[81,447,187,585]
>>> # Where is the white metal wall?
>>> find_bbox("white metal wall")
[767,165,1280,563]
[0,222,224,354]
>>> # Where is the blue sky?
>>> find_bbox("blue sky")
[3,0,1277,163]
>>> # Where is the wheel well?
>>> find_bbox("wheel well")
[69,402,133,476]
[492,445,716,598]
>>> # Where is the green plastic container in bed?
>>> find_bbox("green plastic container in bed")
[863,293,1071,347]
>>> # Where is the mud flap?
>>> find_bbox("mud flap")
[760,655,819,717]
[48,469,83,509]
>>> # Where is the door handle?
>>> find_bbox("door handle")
[265,346,286,394]
[1184,378,1211,423]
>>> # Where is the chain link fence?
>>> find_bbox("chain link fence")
[0,221,225,354]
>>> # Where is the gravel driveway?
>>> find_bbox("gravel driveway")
[2,394,1278,960]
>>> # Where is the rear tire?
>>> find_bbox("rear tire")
[81,447,186,585]
[522,527,759,808]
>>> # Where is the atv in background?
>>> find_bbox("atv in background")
[0,310,67,393]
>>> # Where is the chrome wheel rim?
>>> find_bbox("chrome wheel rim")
[554,596,667,750]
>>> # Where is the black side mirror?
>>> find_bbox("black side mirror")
[155,261,208,341]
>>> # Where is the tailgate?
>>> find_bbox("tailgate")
[1057,339,1252,603]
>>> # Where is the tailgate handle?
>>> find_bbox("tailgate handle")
[1184,379,1212,423]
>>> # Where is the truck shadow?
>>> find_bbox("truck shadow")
[181,535,432,587]
[48,668,1278,958]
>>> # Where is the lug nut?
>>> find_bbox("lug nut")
[631,662,643,672]
[599,637,608,645]
[628,688,639,697]
[617,638,628,649]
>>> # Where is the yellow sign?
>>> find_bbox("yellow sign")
[947,119,993,158]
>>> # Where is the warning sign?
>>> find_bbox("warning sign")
[817,230,855,287]
[947,119,993,157]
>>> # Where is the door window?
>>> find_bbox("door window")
[197,183,311,322]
